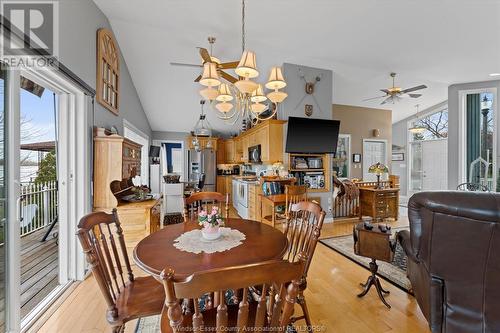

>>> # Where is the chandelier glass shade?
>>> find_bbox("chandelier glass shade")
[235,50,259,78]
[199,62,221,87]
[199,86,219,101]
[267,90,288,104]
[250,102,267,114]
[216,102,234,113]
[234,77,258,94]
[265,66,286,90]
[216,84,233,102]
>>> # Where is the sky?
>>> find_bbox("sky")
[20,87,56,144]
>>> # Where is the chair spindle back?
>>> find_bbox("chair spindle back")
[183,191,229,222]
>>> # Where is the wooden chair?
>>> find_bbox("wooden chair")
[159,257,306,333]
[283,201,326,329]
[77,210,164,332]
[183,191,229,222]
[284,185,308,219]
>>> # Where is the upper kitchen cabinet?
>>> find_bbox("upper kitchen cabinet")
[236,120,286,164]
[225,139,236,163]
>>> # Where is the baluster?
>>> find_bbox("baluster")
[269,284,285,328]
[113,210,134,282]
[237,287,249,330]
[91,229,117,301]
[255,284,268,328]
[107,224,125,286]
[216,291,228,333]
[192,298,204,332]
[98,224,121,293]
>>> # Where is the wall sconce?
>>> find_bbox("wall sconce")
[372,129,380,137]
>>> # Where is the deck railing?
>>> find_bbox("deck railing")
[19,180,58,238]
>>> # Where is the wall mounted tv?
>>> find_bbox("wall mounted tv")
[285,117,340,154]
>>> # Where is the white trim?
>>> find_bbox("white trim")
[458,88,497,187]
[5,67,22,333]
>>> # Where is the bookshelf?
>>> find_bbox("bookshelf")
[287,153,331,193]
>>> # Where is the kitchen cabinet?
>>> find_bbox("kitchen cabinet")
[234,137,243,163]
[216,175,233,204]
[216,138,225,164]
[241,136,249,162]
[225,139,235,163]
[248,183,262,221]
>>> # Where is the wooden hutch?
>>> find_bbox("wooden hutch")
[93,133,162,250]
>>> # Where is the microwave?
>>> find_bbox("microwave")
[248,145,262,164]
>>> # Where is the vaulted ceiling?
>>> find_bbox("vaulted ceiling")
[93,0,500,133]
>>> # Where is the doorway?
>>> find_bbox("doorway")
[362,139,388,181]
[409,139,448,192]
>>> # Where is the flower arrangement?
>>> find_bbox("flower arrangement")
[198,206,224,240]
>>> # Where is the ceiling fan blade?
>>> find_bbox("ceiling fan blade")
[363,95,387,101]
[219,70,238,84]
[381,96,393,105]
[198,47,212,63]
[380,89,390,94]
[170,62,203,68]
[194,75,202,83]
[409,93,422,98]
[401,85,427,94]
[219,61,239,69]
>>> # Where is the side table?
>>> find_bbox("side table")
[353,222,396,308]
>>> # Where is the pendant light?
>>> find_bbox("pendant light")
[409,104,426,134]
[193,100,213,137]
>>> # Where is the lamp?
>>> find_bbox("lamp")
[368,162,389,189]
[235,50,259,78]
[250,102,266,114]
[265,66,286,90]
[216,102,233,113]
[250,84,267,103]
[267,90,288,103]
[409,104,426,134]
[199,87,219,101]
[216,84,233,102]
[199,62,221,87]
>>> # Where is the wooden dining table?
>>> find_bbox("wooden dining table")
[133,218,288,278]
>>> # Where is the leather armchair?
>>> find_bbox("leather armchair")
[397,191,500,333]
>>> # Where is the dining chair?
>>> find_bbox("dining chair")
[159,257,306,333]
[284,185,308,219]
[77,210,164,332]
[183,191,229,222]
[283,200,326,330]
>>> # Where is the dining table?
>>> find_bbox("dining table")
[133,217,289,279]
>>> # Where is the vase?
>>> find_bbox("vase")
[201,223,221,241]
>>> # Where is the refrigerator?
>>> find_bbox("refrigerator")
[188,148,216,192]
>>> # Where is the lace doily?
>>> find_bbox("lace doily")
[173,227,246,254]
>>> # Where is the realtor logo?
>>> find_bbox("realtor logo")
[1,1,59,67]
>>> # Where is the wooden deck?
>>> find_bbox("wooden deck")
[0,227,59,330]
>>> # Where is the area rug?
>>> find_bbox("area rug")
[319,227,412,293]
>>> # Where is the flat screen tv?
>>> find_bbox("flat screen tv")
[149,145,161,158]
[285,117,340,154]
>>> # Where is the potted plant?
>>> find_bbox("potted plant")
[198,206,224,240]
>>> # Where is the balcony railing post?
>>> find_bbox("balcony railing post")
[43,184,49,228]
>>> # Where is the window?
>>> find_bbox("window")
[410,108,448,142]
[97,28,120,115]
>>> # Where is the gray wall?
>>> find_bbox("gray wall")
[448,80,500,190]
[59,0,151,137]
[392,101,448,197]
[280,63,334,217]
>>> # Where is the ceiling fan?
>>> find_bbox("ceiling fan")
[363,73,428,105]
[170,36,239,84]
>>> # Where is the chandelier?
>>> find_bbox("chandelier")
[197,0,288,125]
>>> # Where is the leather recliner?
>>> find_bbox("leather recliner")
[397,191,500,333]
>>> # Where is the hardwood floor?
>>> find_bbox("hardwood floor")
[36,216,430,333]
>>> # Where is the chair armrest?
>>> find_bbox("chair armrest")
[396,230,419,263]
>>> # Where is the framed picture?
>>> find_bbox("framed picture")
[332,134,351,179]
[353,153,361,163]
[392,152,404,161]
